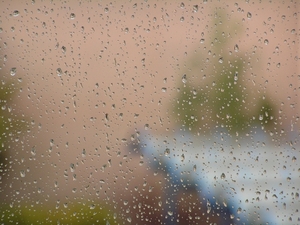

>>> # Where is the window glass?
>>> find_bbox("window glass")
[0,1,299,224]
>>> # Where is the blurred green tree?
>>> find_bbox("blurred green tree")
[174,10,276,135]
[0,79,26,180]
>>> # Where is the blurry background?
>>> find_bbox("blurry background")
[0,0,299,224]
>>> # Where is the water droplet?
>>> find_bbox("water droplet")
[10,67,17,76]
[247,12,252,19]
[61,46,66,53]
[50,139,54,146]
[104,8,109,13]
[70,163,75,172]
[70,13,76,19]
[144,124,149,130]
[82,149,86,157]
[31,147,36,156]
[20,170,25,177]
[180,17,184,22]
[161,87,167,92]
[167,211,173,216]
[181,154,185,162]
[234,44,239,52]
[164,148,170,156]
[234,73,238,81]
[193,165,197,171]
[221,173,226,179]
[264,39,269,45]
[259,115,263,120]
[200,38,205,43]
[180,2,185,8]
[218,58,223,63]
[56,68,62,76]
[193,5,198,12]
[124,28,129,33]
[182,74,187,83]
[100,179,105,184]
[13,10,19,17]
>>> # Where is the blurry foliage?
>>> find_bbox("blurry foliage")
[174,10,276,134]
[0,79,27,180]
[0,203,118,225]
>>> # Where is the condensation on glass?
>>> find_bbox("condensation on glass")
[0,1,299,224]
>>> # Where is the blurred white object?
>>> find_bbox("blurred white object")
[130,127,300,224]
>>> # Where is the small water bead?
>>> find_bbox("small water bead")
[182,74,187,83]
[20,170,25,177]
[10,67,17,76]
[264,39,269,45]
[161,87,167,92]
[56,68,62,76]
[13,10,19,17]
[193,5,198,12]
[70,13,76,19]
[234,44,239,52]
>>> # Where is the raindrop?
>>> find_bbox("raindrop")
[31,147,36,156]
[104,8,109,13]
[70,13,76,19]
[180,2,185,9]
[82,149,86,157]
[70,163,75,172]
[164,148,170,156]
[193,5,198,12]
[264,39,269,45]
[61,46,66,53]
[234,72,238,81]
[259,115,263,120]
[180,17,184,22]
[10,67,17,76]
[20,170,25,177]
[161,87,167,92]
[193,165,197,171]
[234,44,239,52]
[56,68,62,76]
[167,211,173,216]
[13,10,19,17]
[247,12,252,19]
[181,154,185,162]
[182,74,187,83]
[221,173,226,179]
[218,58,223,63]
